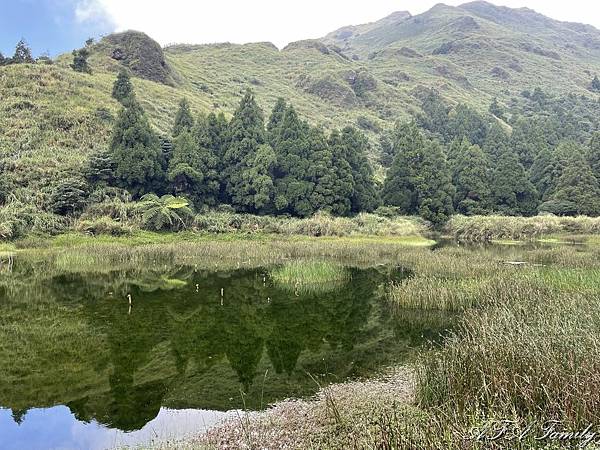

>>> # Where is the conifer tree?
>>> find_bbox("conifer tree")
[307,127,352,216]
[588,132,600,182]
[511,118,549,169]
[379,132,394,168]
[12,39,34,64]
[381,122,424,213]
[446,104,488,147]
[112,69,134,104]
[71,47,91,74]
[173,98,194,137]
[223,90,271,212]
[543,148,600,216]
[452,140,491,215]
[0,52,6,66]
[339,126,380,213]
[50,178,89,215]
[271,105,314,216]
[529,145,555,200]
[491,147,538,215]
[109,99,165,197]
[267,98,287,144]
[241,143,277,214]
[483,122,509,165]
[416,140,455,226]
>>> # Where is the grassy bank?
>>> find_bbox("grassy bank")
[158,244,600,449]
[445,214,600,243]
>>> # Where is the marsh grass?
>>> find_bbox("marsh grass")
[270,261,349,293]
[446,215,600,242]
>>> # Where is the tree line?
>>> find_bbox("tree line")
[83,70,380,219]
[46,72,600,228]
[379,90,600,224]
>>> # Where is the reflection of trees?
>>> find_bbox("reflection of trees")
[0,261,426,432]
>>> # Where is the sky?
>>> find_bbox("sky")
[2,0,600,57]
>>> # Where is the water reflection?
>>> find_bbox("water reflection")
[0,260,449,449]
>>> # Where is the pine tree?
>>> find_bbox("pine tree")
[591,76,600,93]
[483,122,509,165]
[339,126,380,213]
[418,89,449,139]
[0,52,6,66]
[491,147,538,216]
[112,69,134,104]
[271,105,314,216]
[379,132,394,168]
[543,148,600,216]
[12,39,34,64]
[109,99,165,197]
[416,140,455,226]
[241,144,277,213]
[223,90,270,212]
[381,122,424,213]
[172,98,194,137]
[511,118,549,169]
[267,98,287,145]
[529,145,554,201]
[452,140,491,215]
[446,104,488,147]
[71,47,91,74]
[168,131,203,199]
[307,127,352,216]
[588,132,600,182]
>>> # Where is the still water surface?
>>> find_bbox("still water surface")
[0,257,451,450]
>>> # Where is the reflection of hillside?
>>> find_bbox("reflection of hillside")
[0,262,427,432]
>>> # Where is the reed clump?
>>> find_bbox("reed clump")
[446,214,600,242]
[270,261,349,293]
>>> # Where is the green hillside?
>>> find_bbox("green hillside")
[2,1,600,237]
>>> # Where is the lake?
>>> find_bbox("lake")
[0,252,451,450]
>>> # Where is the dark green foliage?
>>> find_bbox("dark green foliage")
[483,123,509,164]
[172,98,194,137]
[446,104,489,147]
[112,69,134,104]
[271,105,314,216]
[339,127,380,213]
[223,90,270,213]
[241,143,277,213]
[416,140,455,226]
[267,98,287,143]
[591,76,600,93]
[71,47,91,74]
[382,122,424,212]
[452,140,491,215]
[488,97,504,119]
[379,132,394,168]
[588,132,600,182]
[11,39,34,64]
[50,178,89,216]
[109,99,165,198]
[529,145,554,201]
[168,116,221,208]
[315,129,354,216]
[0,52,5,66]
[542,145,600,216]
[85,149,116,187]
[510,118,549,169]
[491,147,538,216]
[418,89,449,139]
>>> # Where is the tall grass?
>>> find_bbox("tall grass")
[270,261,349,293]
[446,215,600,242]
[417,277,600,428]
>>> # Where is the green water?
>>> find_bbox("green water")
[0,256,451,449]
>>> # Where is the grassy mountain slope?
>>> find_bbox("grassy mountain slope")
[2,1,600,204]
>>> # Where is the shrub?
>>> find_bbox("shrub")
[75,217,132,236]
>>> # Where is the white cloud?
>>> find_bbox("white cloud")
[78,0,600,48]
